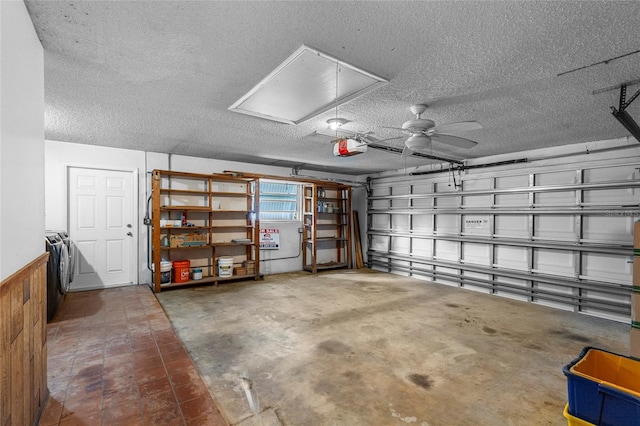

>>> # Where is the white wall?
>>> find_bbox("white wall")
[0,1,44,280]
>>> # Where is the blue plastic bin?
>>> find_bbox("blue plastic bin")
[563,346,640,426]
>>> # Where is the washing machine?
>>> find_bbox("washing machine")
[57,231,76,287]
[45,233,65,322]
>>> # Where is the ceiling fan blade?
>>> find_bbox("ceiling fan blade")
[432,121,482,134]
[381,126,406,131]
[430,133,478,149]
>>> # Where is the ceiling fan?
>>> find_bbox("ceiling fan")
[384,104,482,155]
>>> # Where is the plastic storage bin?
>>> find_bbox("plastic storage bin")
[172,260,191,283]
[191,268,202,280]
[563,404,594,426]
[152,261,172,285]
[563,346,640,425]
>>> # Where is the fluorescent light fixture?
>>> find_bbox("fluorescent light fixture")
[229,45,388,125]
[327,118,347,130]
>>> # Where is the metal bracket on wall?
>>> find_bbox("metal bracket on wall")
[594,79,640,141]
[615,83,640,112]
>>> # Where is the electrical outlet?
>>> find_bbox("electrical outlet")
[298,227,303,233]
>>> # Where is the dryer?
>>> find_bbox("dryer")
[45,233,65,322]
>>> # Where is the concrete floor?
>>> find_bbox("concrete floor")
[156,269,629,426]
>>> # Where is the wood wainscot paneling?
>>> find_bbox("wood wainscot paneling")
[1,252,49,426]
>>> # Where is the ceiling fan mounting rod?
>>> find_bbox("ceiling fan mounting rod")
[410,104,428,118]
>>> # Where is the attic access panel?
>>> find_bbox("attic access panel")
[229,45,387,125]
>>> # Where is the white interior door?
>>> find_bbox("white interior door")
[69,167,134,290]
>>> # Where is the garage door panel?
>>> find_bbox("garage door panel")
[371,215,389,229]
[580,288,629,322]
[494,277,530,302]
[412,214,433,232]
[412,239,433,257]
[462,243,490,266]
[583,216,633,243]
[462,215,490,236]
[534,216,574,240]
[535,297,574,312]
[432,266,460,287]
[536,170,576,186]
[582,253,632,283]
[461,271,492,294]
[583,188,637,205]
[391,236,410,253]
[370,236,389,252]
[371,199,390,209]
[496,175,528,189]
[494,246,528,270]
[435,215,458,234]
[534,191,575,206]
[533,249,574,276]
[391,215,410,231]
[412,198,432,208]
[584,165,638,183]
[495,193,528,206]
[495,215,528,237]
[434,240,458,261]
[534,171,576,206]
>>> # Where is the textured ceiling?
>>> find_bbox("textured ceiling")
[25,1,640,175]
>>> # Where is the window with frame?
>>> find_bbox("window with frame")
[259,180,300,221]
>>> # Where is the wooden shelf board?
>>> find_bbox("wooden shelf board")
[160,276,218,288]
[303,262,348,272]
[160,188,210,195]
[212,192,252,197]
[160,245,211,249]
[211,242,255,247]
[215,273,259,282]
[154,170,214,179]
[159,273,259,289]
[161,206,210,211]
[211,210,250,213]
[161,226,211,230]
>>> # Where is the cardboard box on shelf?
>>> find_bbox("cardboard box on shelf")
[169,233,207,248]
[635,221,640,249]
[233,266,247,276]
[243,260,255,274]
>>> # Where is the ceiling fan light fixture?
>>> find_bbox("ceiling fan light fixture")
[405,134,431,151]
[327,118,347,130]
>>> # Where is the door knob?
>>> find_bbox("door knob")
[127,224,132,228]
[127,232,133,237]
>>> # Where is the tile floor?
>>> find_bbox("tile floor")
[38,285,227,426]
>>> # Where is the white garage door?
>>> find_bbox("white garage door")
[367,154,639,323]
